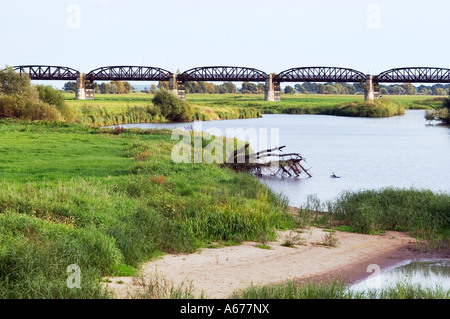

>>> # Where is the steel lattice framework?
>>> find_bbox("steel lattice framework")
[85,66,172,81]
[13,65,80,80]
[178,66,268,82]
[376,67,450,83]
[10,65,450,84]
[275,67,367,83]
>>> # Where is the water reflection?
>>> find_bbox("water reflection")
[112,110,450,207]
[351,259,450,292]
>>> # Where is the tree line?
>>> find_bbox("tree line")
[63,80,450,96]
[284,82,450,96]
[63,81,132,94]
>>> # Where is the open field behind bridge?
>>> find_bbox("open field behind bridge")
[63,92,445,125]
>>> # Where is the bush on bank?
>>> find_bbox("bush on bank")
[328,188,450,243]
[323,99,405,117]
[425,93,450,125]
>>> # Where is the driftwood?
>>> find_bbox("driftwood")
[222,144,312,178]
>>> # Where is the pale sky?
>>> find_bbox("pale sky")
[1,0,449,76]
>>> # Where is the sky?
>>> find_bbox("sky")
[1,0,449,78]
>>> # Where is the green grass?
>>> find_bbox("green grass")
[62,93,444,126]
[0,119,294,298]
[64,93,261,125]
[328,188,450,247]
[231,279,450,299]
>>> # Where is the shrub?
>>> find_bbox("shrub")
[425,92,450,124]
[35,85,76,121]
[0,66,33,96]
[0,95,63,121]
[152,89,194,122]
[329,188,450,242]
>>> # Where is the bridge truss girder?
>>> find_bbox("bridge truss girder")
[275,67,367,83]
[85,66,172,81]
[13,65,80,80]
[376,67,450,83]
[178,66,268,82]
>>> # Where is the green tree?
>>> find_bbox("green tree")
[402,83,417,95]
[316,83,325,94]
[35,85,65,109]
[284,85,295,94]
[123,81,132,94]
[99,83,109,94]
[63,82,77,92]
[222,82,236,94]
[152,89,193,122]
[0,66,35,97]
[35,85,76,120]
[433,87,445,95]
[324,85,337,94]
[158,81,169,90]
[149,84,157,94]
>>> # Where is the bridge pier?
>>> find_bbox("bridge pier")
[169,74,186,100]
[364,75,379,101]
[265,74,281,102]
[75,74,94,100]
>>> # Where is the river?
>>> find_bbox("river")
[114,110,450,207]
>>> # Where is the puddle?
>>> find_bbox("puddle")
[350,259,450,292]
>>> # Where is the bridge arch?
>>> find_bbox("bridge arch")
[13,65,80,80]
[85,66,172,81]
[377,67,450,83]
[178,66,268,82]
[275,66,366,83]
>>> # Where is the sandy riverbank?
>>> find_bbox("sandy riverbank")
[104,226,449,299]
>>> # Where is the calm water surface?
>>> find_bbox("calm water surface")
[117,110,450,207]
[350,259,450,292]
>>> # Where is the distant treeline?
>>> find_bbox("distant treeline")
[63,81,132,94]
[285,82,450,96]
[63,80,450,96]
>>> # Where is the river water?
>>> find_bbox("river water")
[115,110,450,290]
[350,258,450,293]
[116,110,450,207]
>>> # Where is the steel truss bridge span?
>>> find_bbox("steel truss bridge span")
[178,66,268,82]
[85,66,172,81]
[11,65,450,84]
[275,67,367,83]
[9,65,450,101]
[376,67,450,83]
[13,65,80,80]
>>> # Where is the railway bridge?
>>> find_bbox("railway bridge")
[12,65,450,102]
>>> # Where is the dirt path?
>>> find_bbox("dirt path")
[105,227,449,299]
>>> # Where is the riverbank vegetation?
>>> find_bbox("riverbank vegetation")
[2,69,449,299]
[298,188,450,250]
[63,92,442,125]
[232,279,450,299]
[425,92,450,125]
[0,120,295,298]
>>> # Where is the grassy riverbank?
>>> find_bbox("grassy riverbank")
[64,93,443,125]
[1,119,449,298]
[232,279,450,299]
[1,89,448,298]
[0,120,294,298]
[64,93,262,125]
[298,188,450,250]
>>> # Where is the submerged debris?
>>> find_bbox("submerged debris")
[221,144,312,178]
